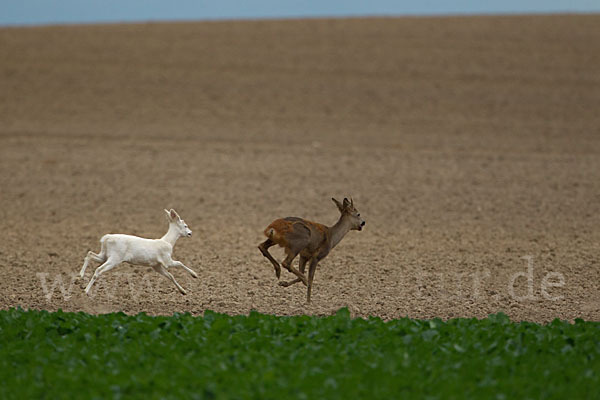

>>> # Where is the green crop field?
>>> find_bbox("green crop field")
[0,308,598,399]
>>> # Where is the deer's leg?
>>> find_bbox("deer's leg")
[80,251,106,278]
[280,250,308,286]
[170,260,198,279]
[258,239,282,279]
[279,255,308,287]
[84,258,119,294]
[299,255,308,275]
[306,258,319,303]
[153,264,187,295]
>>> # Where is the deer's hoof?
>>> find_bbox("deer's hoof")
[191,271,198,279]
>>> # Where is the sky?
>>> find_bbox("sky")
[1,0,599,26]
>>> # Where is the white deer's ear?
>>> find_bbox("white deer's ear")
[170,209,180,221]
[343,198,351,209]
[332,198,344,212]
[165,209,172,221]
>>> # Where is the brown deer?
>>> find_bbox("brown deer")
[258,197,365,303]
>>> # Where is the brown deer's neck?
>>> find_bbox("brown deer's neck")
[328,215,353,250]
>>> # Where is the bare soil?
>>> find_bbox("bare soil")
[1,15,599,322]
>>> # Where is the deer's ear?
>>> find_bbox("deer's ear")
[165,209,173,221]
[332,198,344,212]
[170,209,180,221]
[342,198,351,209]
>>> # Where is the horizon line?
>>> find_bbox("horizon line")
[2,10,598,29]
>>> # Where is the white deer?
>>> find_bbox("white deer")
[80,209,197,295]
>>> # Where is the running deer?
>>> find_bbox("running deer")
[80,209,197,295]
[258,197,365,303]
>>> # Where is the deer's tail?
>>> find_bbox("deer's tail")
[264,227,276,238]
[263,219,294,247]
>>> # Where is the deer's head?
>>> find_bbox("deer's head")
[332,197,365,231]
[164,209,192,238]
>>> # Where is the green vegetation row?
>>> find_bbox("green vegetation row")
[1,308,599,399]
